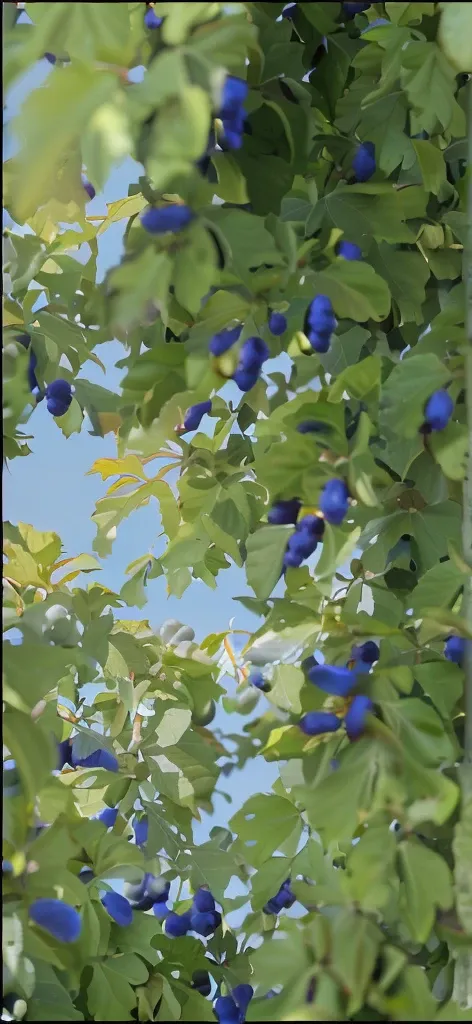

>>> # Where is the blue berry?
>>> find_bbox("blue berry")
[141,204,193,234]
[445,636,466,665]
[72,747,118,772]
[101,892,133,927]
[192,970,211,997]
[249,670,270,692]
[209,325,241,356]
[337,240,362,261]
[57,739,72,770]
[299,711,341,736]
[297,420,332,435]
[345,695,372,740]
[183,400,212,432]
[268,498,301,525]
[264,879,295,915]
[153,902,169,921]
[193,888,215,913]
[29,898,81,943]
[424,390,454,432]
[268,311,287,336]
[281,2,297,18]
[219,76,249,151]
[343,2,371,16]
[190,910,217,936]
[319,478,349,525]
[232,985,254,1016]
[144,6,163,29]
[165,911,192,937]
[97,806,118,828]
[307,330,331,354]
[133,816,148,848]
[352,141,376,182]
[232,367,259,392]
[45,378,73,418]
[83,180,96,200]
[308,664,357,697]
[79,867,94,884]
[44,52,56,64]
[351,641,379,665]
[27,350,38,392]
[238,336,270,371]
[214,995,240,1024]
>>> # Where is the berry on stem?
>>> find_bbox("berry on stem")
[141,204,193,234]
[352,141,376,182]
[101,892,133,927]
[337,240,362,261]
[299,711,342,736]
[268,498,301,525]
[345,695,373,739]
[424,390,454,432]
[319,478,349,525]
[308,663,357,697]
[29,898,81,943]
[182,400,212,432]
[209,325,241,356]
[268,311,287,336]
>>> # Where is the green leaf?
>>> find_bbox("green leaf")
[398,839,453,942]
[26,962,84,1021]
[410,559,467,615]
[370,244,430,323]
[412,140,448,196]
[381,698,456,765]
[187,840,238,904]
[3,710,56,802]
[314,262,391,323]
[267,665,305,714]
[245,526,288,599]
[438,2,472,73]
[230,794,303,868]
[3,642,73,711]
[87,963,136,1022]
[400,41,463,134]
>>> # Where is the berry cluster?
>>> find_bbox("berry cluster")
[214,984,254,1024]
[299,641,378,739]
[305,294,336,353]
[233,336,269,392]
[165,886,222,938]
[263,877,295,915]
[219,76,249,151]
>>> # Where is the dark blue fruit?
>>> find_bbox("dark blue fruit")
[249,671,270,692]
[268,498,301,525]
[214,995,240,1024]
[219,76,249,151]
[209,325,241,356]
[296,420,332,435]
[351,641,379,665]
[319,478,349,525]
[97,806,118,828]
[101,892,133,927]
[299,711,341,735]
[268,311,287,336]
[308,664,357,697]
[44,52,56,64]
[264,879,295,914]
[72,747,118,772]
[424,389,454,432]
[190,910,217,936]
[183,400,212,432]
[133,816,148,848]
[192,970,211,997]
[165,910,192,937]
[29,898,81,943]
[27,351,39,392]
[232,367,259,392]
[141,204,193,234]
[144,6,163,29]
[238,336,270,371]
[352,141,376,182]
[345,695,372,739]
[445,635,466,665]
[83,180,96,200]
[193,888,215,913]
[337,240,362,260]
[45,378,73,418]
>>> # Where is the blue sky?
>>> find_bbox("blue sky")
[4,58,279,845]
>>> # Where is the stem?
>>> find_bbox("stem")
[452,85,472,1011]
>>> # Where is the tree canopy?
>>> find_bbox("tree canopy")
[3,2,472,1022]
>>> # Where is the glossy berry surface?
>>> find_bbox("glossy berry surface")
[183,400,212,432]
[193,888,215,913]
[190,910,217,936]
[299,711,341,735]
[165,911,192,937]
[268,311,287,335]
[337,240,362,260]
[445,635,466,665]
[319,478,349,525]
[101,892,133,927]
[352,141,376,182]
[209,325,241,356]
[141,204,193,234]
[144,6,163,29]
[72,747,118,772]
[45,379,73,418]
[351,641,379,665]
[268,498,301,525]
[308,663,357,696]
[424,389,453,432]
[345,695,373,739]
[29,898,81,943]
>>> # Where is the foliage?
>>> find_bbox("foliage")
[2,2,472,1021]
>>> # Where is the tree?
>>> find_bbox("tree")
[2,1,472,1020]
